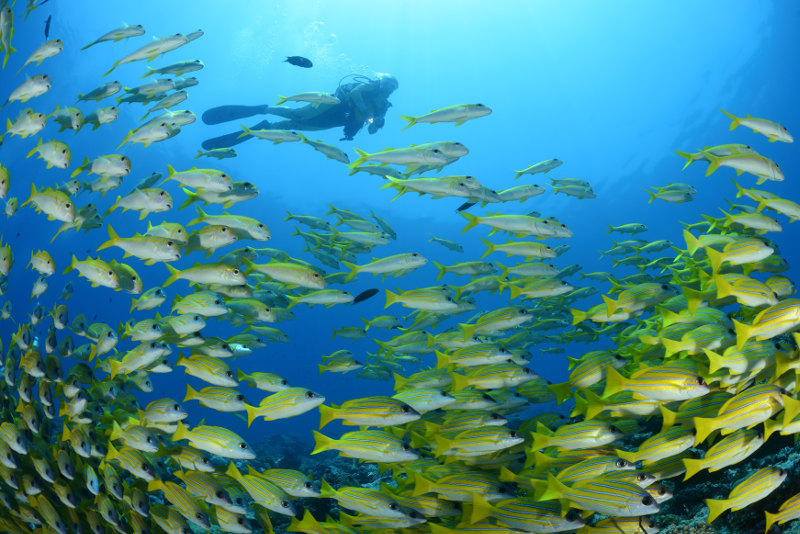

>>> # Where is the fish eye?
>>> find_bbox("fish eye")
[238,443,248,449]
[281,380,288,385]
[658,487,667,495]
[233,269,240,274]
[642,496,654,506]
[696,377,705,386]
[146,437,153,443]
[173,404,180,410]
[616,459,627,468]
[401,405,411,413]
[608,425,621,433]
[389,503,399,510]
[305,391,316,398]
[236,395,244,401]
[202,457,210,464]
[226,371,233,378]
[637,474,648,481]
[196,513,203,519]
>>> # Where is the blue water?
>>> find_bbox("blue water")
[1,0,798,449]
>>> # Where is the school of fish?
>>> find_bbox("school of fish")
[1,4,799,534]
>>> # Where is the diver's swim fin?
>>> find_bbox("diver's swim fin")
[201,105,269,125]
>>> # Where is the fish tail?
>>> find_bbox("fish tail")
[225,461,243,482]
[183,383,197,402]
[25,137,43,159]
[275,95,288,105]
[570,308,588,325]
[660,337,684,358]
[317,405,336,429]
[506,283,523,300]
[392,372,407,391]
[646,188,657,204]
[178,188,197,210]
[311,430,334,454]
[782,396,800,433]
[171,420,190,442]
[601,294,618,316]
[348,148,370,169]
[479,238,494,259]
[103,61,119,77]
[342,261,359,282]
[69,156,90,178]
[431,261,446,281]
[704,153,721,176]
[21,182,37,208]
[719,108,740,130]
[538,473,567,502]
[141,66,154,79]
[682,229,699,256]
[244,403,260,427]
[704,497,729,523]
[681,457,705,481]
[237,124,252,139]
[109,421,124,442]
[116,131,131,150]
[398,115,417,130]
[458,322,477,342]
[97,224,119,251]
[548,381,572,405]
[163,264,181,287]
[601,365,627,398]
[384,289,399,309]
[411,473,434,498]
[108,359,122,379]
[434,350,449,370]
[674,150,695,170]
[187,204,208,226]
[702,348,725,375]
[705,247,723,274]
[2,47,14,70]
[731,317,752,350]
[459,211,480,233]
[730,177,748,199]
[692,416,717,446]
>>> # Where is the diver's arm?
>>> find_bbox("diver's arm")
[201,105,269,125]
[341,116,364,141]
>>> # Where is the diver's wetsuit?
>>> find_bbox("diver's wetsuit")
[201,81,393,150]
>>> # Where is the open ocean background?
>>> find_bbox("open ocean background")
[1,0,798,449]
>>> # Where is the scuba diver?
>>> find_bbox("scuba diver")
[201,73,399,150]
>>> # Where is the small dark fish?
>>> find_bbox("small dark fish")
[457,202,477,212]
[44,15,51,38]
[285,56,313,68]
[353,288,379,304]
